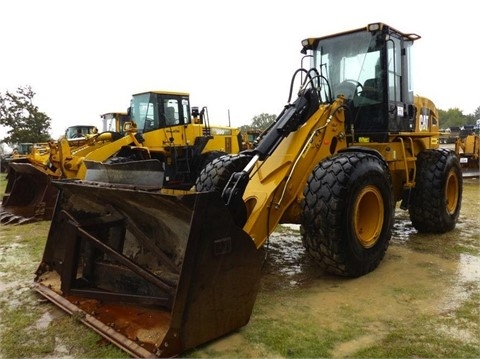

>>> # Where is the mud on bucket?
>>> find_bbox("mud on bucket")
[34,180,265,358]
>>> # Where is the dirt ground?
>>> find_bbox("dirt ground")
[0,177,479,358]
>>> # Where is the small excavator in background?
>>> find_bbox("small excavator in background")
[34,23,462,358]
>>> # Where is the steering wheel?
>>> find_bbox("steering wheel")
[334,79,363,99]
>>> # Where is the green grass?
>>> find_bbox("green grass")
[355,307,480,358]
[0,220,127,359]
[188,279,480,358]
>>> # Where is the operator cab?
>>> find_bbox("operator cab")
[101,112,130,134]
[130,91,192,134]
[301,22,426,142]
[65,125,98,139]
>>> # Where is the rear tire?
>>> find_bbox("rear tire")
[409,148,462,233]
[301,152,394,277]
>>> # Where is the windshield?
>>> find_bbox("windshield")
[130,93,156,133]
[310,31,382,101]
[65,126,96,139]
[130,93,191,133]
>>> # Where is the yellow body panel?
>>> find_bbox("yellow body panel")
[243,94,440,249]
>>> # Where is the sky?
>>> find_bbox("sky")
[0,0,478,139]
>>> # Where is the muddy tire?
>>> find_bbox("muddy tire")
[409,149,462,233]
[195,153,252,193]
[301,152,395,277]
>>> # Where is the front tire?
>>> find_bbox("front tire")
[195,153,252,193]
[409,149,462,233]
[195,154,252,226]
[191,150,227,184]
[301,152,395,277]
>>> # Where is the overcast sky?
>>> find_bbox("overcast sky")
[1,0,478,139]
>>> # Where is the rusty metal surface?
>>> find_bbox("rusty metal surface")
[34,283,158,358]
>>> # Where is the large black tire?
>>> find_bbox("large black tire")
[195,153,252,193]
[191,150,227,183]
[301,152,395,277]
[409,148,462,233]
[195,154,252,226]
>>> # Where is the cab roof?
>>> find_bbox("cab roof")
[301,22,421,54]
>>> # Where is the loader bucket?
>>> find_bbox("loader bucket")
[1,161,59,224]
[34,180,265,358]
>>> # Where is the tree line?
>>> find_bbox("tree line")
[1,85,479,149]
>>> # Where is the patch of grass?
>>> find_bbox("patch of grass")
[1,300,126,358]
[45,316,127,358]
[0,220,126,359]
[240,294,364,358]
[454,285,480,320]
[354,281,480,358]
[188,266,480,359]
[0,289,55,357]
[355,313,480,358]
[2,317,56,357]
[0,222,50,281]
[407,229,479,259]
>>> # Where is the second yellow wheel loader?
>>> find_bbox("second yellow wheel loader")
[455,129,479,177]
[1,93,242,224]
[0,125,98,224]
[34,23,462,358]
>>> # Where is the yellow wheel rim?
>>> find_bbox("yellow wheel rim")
[353,185,384,248]
[445,170,459,215]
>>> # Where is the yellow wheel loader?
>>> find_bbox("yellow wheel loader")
[0,142,46,172]
[2,93,242,224]
[96,90,242,189]
[34,23,462,358]
[101,111,129,133]
[1,123,114,224]
[455,129,479,177]
[241,129,263,149]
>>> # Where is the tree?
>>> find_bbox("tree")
[0,86,52,144]
[250,113,276,130]
[474,106,480,121]
[239,113,277,133]
[438,108,468,129]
